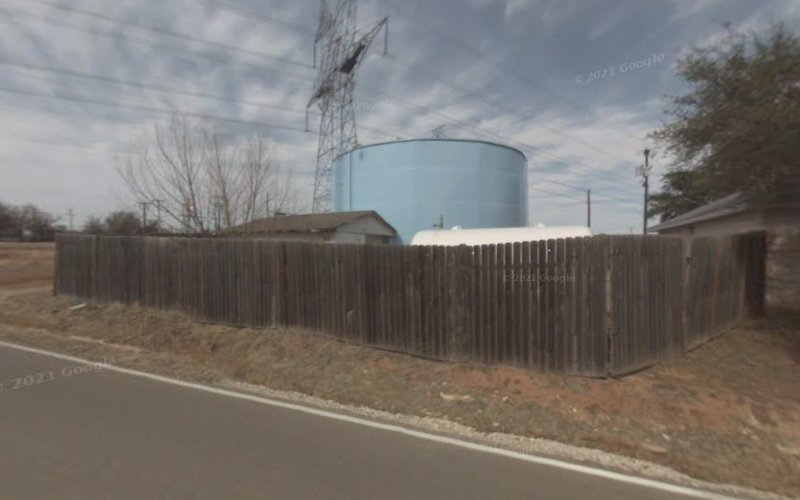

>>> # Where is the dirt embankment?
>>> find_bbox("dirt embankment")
[0,242,798,496]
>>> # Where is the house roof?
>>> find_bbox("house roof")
[224,210,396,235]
[649,180,800,233]
[648,193,749,232]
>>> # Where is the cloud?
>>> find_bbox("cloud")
[0,0,796,233]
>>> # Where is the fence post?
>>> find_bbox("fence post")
[604,236,615,377]
[709,239,721,335]
[745,231,767,319]
[53,234,61,296]
[680,236,692,350]
[446,246,458,359]
[91,235,99,300]
[735,234,748,320]
[278,242,288,326]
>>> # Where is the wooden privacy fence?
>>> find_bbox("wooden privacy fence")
[54,233,765,377]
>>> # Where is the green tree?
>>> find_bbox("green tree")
[82,216,107,234]
[647,169,715,221]
[0,202,58,240]
[16,204,57,241]
[649,23,800,220]
[104,211,141,235]
[83,211,161,235]
[0,202,15,236]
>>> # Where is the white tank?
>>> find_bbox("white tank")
[410,225,592,246]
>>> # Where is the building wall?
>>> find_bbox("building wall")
[333,139,528,244]
[330,232,366,244]
[765,205,800,227]
[766,225,800,307]
[329,232,392,244]
[657,207,799,308]
[337,218,395,237]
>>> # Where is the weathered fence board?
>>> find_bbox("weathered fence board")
[54,232,766,377]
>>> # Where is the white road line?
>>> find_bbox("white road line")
[0,340,736,500]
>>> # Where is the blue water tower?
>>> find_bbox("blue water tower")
[333,139,528,243]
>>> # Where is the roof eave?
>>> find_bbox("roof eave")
[649,206,750,232]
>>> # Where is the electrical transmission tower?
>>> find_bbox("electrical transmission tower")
[307,0,388,212]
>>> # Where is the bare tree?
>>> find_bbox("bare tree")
[120,115,298,234]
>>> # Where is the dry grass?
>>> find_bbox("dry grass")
[0,242,798,495]
[0,242,54,291]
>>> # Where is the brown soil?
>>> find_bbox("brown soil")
[0,244,798,496]
[0,242,54,292]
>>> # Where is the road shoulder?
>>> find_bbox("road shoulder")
[0,320,788,500]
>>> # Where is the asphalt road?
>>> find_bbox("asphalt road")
[0,343,726,500]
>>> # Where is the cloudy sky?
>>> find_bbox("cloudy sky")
[1,0,797,234]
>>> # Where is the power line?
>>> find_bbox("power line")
[184,0,316,36]
[0,5,300,79]
[155,0,640,186]
[8,0,313,70]
[372,0,591,116]
[3,0,628,190]
[144,0,630,189]
[3,0,636,199]
[589,192,643,206]
[530,188,585,203]
[357,78,620,176]
[0,66,400,143]
[0,133,307,159]
[356,82,640,197]
[0,12,402,141]
[375,52,637,172]
[532,186,640,207]
[0,86,312,134]
[0,135,134,157]
[0,98,320,157]
[359,84,640,201]
[0,100,381,161]
[0,59,308,118]
[538,179,640,203]
[530,187,638,207]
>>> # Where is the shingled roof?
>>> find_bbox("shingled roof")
[225,210,396,235]
[648,193,749,232]
[649,181,800,233]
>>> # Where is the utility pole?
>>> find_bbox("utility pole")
[586,189,591,228]
[153,199,164,230]
[67,208,74,232]
[212,196,222,232]
[137,201,149,234]
[637,148,652,234]
[182,200,193,234]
